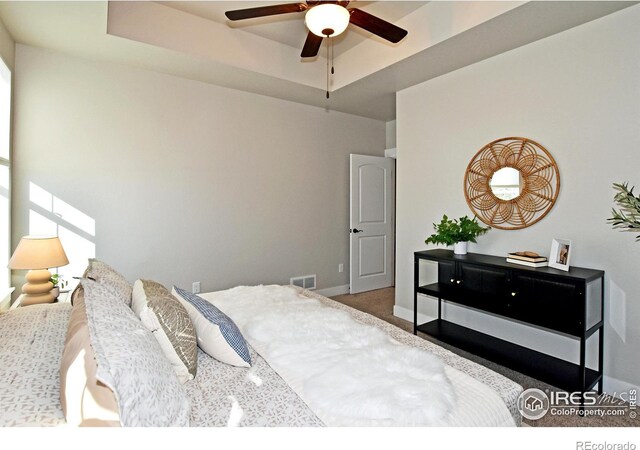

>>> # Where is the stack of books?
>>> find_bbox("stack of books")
[506,251,548,268]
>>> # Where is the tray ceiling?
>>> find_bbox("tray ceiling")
[0,1,635,121]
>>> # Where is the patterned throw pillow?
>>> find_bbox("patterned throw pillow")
[84,259,132,306]
[132,280,197,384]
[81,278,190,426]
[172,286,251,367]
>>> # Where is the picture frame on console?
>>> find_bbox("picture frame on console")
[549,238,572,271]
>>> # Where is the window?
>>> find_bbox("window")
[0,57,11,293]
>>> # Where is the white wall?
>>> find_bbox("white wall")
[0,18,12,310]
[12,45,385,294]
[396,5,640,393]
[0,18,13,70]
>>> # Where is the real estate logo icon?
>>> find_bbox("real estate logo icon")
[517,388,550,420]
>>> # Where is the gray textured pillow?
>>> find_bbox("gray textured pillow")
[85,259,132,306]
[81,278,190,426]
[132,280,197,384]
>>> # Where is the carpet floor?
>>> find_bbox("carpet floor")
[331,287,639,427]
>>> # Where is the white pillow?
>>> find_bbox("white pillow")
[81,278,190,426]
[132,280,197,384]
[172,286,251,368]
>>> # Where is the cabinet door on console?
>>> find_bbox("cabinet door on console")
[458,263,509,294]
[510,273,582,336]
[437,261,457,287]
[457,264,510,314]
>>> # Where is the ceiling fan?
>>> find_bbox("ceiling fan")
[224,1,409,58]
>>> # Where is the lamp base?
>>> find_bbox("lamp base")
[21,269,55,305]
[21,292,56,306]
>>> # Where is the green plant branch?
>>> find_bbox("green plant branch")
[425,214,490,246]
[50,273,68,289]
[608,182,640,241]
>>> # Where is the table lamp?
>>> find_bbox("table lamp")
[8,236,69,306]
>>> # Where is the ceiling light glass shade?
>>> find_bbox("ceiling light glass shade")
[305,4,350,38]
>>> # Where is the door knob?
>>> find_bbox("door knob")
[351,228,363,233]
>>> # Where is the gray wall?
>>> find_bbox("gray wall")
[12,44,385,293]
[395,5,640,393]
[385,120,396,149]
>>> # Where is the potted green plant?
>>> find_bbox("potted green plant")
[50,273,68,299]
[608,182,640,241]
[425,214,490,255]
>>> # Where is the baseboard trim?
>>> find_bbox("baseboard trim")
[393,304,435,325]
[603,375,640,398]
[316,284,350,297]
[393,305,639,399]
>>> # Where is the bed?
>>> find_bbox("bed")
[0,260,522,427]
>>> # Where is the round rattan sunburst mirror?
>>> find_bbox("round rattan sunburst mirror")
[464,137,560,230]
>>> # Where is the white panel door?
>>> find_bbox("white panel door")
[349,154,395,294]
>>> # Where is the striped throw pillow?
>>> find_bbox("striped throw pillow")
[172,286,251,367]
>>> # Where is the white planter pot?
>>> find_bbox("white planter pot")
[454,241,468,255]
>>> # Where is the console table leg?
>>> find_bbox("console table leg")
[580,335,587,395]
[413,257,418,335]
[598,327,604,395]
[413,294,417,335]
[598,279,605,396]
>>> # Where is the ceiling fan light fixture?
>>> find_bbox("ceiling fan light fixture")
[305,4,350,38]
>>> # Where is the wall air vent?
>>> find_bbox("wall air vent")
[290,274,316,290]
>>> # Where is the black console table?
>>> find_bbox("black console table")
[414,249,604,394]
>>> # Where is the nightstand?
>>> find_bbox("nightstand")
[11,291,70,309]
[1,287,15,311]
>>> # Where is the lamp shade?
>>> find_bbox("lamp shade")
[305,4,350,37]
[8,236,69,270]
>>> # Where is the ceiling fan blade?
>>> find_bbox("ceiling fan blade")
[225,3,307,21]
[301,31,323,58]
[348,8,408,43]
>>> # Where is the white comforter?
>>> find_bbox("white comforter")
[202,285,517,427]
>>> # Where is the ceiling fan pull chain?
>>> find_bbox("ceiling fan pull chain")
[326,35,330,99]
[331,38,335,75]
